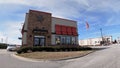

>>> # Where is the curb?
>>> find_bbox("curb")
[11,51,95,62]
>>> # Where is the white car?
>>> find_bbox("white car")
[7,44,17,51]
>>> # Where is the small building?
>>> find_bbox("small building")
[117,37,120,44]
[21,10,78,46]
[79,36,112,46]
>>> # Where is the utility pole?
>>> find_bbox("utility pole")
[100,28,103,45]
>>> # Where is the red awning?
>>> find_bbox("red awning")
[56,31,61,35]
[72,27,77,36]
[61,25,67,35]
[55,25,61,35]
[55,24,77,35]
[55,25,61,31]
[61,25,66,31]
[67,26,72,35]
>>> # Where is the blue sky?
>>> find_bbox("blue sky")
[0,0,120,44]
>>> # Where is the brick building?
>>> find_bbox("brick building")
[21,10,78,46]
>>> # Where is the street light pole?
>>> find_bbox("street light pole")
[100,28,103,45]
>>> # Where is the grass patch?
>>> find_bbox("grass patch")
[17,51,93,60]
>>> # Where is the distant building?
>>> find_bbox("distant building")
[21,10,78,46]
[79,36,112,46]
[117,37,120,44]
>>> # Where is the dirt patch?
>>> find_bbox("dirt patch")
[17,51,93,60]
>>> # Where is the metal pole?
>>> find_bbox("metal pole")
[100,28,103,45]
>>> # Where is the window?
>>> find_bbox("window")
[72,37,76,45]
[66,36,71,45]
[55,36,61,45]
[34,37,39,45]
[34,36,45,46]
[61,36,66,45]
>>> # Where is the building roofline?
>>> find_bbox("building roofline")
[29,10,77,23]
[29,9,51,14]
[52,17,77,23]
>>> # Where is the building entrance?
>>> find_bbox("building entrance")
[34,36,45,46]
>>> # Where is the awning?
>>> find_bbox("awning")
[72,27,78,36]
[55,25,61,35]
[55,24,78,36]
[61,25,67,35]
[67,26,72,35]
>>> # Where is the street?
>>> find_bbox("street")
[0,44,120,68]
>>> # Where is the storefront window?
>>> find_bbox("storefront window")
[55,36,77,45]
[55,36,61,45]
[34,37,39,46]
[61,37,66,45]
[34,36,45,46]
[72,37,75,45]
[66,36,71,45]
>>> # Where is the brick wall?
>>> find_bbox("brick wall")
[27,10,52,46]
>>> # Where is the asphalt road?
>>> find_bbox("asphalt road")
[0,44,120,68]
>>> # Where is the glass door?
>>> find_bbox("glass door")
[34,36,45,46]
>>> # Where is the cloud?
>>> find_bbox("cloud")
[105,16,120,26]
[0,21,22,44]
[0,0,88,18]
[83,0,120,13]
[1,0,120,19]
[0,0,120,43]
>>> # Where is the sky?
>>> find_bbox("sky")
[0,0,120,44]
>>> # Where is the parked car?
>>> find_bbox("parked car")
[6,44,17,51]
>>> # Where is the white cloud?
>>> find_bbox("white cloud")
[1,0,120,13]
[0,0,120,44]
[0,0,27,5]
[0,21,22,44]
[84,0,120,13]
[1,0,120,19]
[0,0,86,18]
[105,16,120,26]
